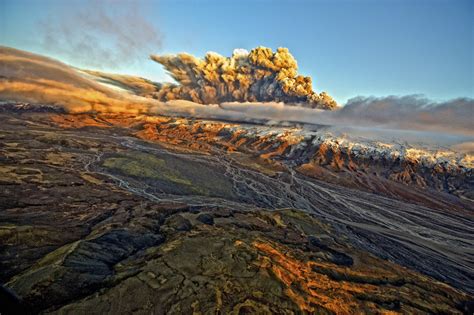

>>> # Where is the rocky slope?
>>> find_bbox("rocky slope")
[49,110,474,208]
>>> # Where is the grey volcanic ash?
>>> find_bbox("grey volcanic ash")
[150,47,338,109]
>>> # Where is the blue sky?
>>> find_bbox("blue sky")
[1,0,472,104]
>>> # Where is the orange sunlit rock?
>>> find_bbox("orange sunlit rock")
[254,241,376,313]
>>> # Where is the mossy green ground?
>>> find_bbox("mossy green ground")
[102,152,235,198]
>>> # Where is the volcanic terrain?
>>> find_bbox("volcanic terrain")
[0,104,473,314]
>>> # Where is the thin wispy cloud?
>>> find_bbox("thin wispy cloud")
[38,0,162,69]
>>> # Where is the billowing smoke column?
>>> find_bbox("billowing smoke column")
[150,47,338,110]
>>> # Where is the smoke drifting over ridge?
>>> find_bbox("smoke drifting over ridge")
[150,47,338,110]
[0,46,152,113]
[336,96,474,134]
[216,98,474,137]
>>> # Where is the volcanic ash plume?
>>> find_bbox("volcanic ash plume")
[150,47,338,110]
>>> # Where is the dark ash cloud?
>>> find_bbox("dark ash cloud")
[149,47,338,110]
